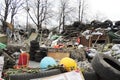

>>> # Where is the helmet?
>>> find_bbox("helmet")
[40,57,57,69]
[60,57,77,71]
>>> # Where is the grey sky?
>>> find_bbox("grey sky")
[1,0,120,27]
[89,0,120,21]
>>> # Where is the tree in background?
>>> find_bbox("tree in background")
[58,0,75,32]
[27,0,54,31]
[77,0,88,22]
[0,0,12,33]
[78,0,81,22]
[10,0,25,24]
[0,0,25,33]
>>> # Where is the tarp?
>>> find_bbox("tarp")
[0,34,7,45]
[108,31,120,42]
[51,34,59,40]
[0,42,6,50]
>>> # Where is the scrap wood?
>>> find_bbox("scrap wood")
[3,51,15,62]
[23,32,38,46]
[47,52,70,60]
[93,35,101,48]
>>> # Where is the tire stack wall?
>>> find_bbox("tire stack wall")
[34,47,48,62]
[29,40,40,61]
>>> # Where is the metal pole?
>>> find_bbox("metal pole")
[26,0,28,31]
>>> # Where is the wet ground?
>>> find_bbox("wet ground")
[29,60,40,68]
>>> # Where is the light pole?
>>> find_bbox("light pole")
[26,0,29,31]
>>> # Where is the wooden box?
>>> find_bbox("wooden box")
[47,52,69,60]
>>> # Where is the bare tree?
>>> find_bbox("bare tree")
[0,0,24,33]
[78,0,81,22]
[27,0,53,30]
[10,0,25,24]
[58,0,75,31]
[77,0,88,22]
[0,0,12,33]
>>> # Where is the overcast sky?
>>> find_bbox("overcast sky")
[20,0,120,27]
[89,0,120,21]
[1,0,120,27]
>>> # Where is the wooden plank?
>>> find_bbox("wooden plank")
[47,52,70,60]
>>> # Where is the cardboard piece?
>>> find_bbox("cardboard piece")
[23,33,38,45]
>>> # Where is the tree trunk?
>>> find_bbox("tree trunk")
[63,15,65,31]
[78,0,81,22]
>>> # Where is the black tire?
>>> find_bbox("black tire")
[73,21,81,27]
[111,25,119,32]
[30,46,40,50]
[29,52,35,56]
[19,29,25,35]
[83,71,99,80]
[91,20,102,28]
[91,53,120,80]
[42,29,50,35]
[30,40,39,45]
[29,52,35,61]
[34,57,43,62]
[35,54,46,57]
[35,53,46,62]
[30,45,40,48]
[112,39,120,44]
[103,20,113,28]
[40,47,48,51]
[115,21,120,26]
[9,69,61,80]
[35,49,47,57]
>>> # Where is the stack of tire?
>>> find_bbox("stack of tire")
[91,20,102,29]
[34,47,48,62]
[102,20,113,28]
[29,40,40,61]
[111,21,120,32]
[83,53,120,80]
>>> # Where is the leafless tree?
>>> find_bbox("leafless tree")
[27,0,53,30]
[0,0,24,33]
[10,0,25,24]
[58,0,75,31]
[78,0,81,22]
[0,0,12,33]
[77,0,88,22]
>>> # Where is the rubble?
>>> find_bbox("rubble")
[1,20,120,80]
